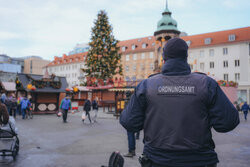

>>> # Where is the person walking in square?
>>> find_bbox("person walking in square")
[10,94,17,118]
[241,102,249,121]
[59,95,72,123]
[83,98,92,123]
[20,96,30,119]
[92,97,99,123]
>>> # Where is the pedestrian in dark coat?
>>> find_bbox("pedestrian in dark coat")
[120,38,239,167]
[10,94,17,118]
[241,102,249,121]
[92,97,99,123]
[84,98,92,123]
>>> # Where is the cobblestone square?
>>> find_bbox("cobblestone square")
[1,111,250,167]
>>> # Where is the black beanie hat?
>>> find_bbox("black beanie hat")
[162,38,188,61]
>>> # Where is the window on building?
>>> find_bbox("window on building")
[126,55,130,61]
[142,43,147,48]
[235,60,240,67]
[235,73,240,81]
[133,54,137,60]
[122,46,126,52]
[200,63,204,71]
[149,52,154,59]
[132,76,136,81]
[228,34,236,41]
[200,50,204,57]
[186,40,191,47]
[150,63,154,70]
[209,49,214,57]
[64,60,67,63]
[125,66,129,72]
[68,66,71,70]
[132,45,136,50]
[141,63,145,70]
[70,59,72,62]
[152,43,155,46]
[30,60,33,74]
[76,58,79,61]
[223,61,228,68]
[141,53,145,59]
[210,62,214,68]
[133,65,136,71]
[223,48,228,55]
[224,74,229,81]
[204,38,212,44]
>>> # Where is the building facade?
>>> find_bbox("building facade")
[0,54,24,73]
[23,56,50,75]
[45,52,88,87]
[118,37,155,81]
[45,1,250,103]
[182,27,250,103]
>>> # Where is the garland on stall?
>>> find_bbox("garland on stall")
[217,80,238,87]
[16,75,62,90]
[50,81,62,89]
[85,77,114,87]
[30,80,62,89]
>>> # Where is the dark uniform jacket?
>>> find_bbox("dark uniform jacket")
[84,100,91,112]
[120,58,239,167]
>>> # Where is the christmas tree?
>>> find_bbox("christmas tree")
[84,10,122,85]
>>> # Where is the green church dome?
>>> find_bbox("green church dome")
[154,0,180,36]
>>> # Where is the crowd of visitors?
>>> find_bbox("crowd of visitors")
[0,93,31,120]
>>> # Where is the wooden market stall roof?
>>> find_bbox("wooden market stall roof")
[17,73,68,93]
[0,82,16,92]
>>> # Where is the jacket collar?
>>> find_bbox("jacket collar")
[161,58,191,76]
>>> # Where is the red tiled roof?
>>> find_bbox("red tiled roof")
[47,27,250,66]
[118,27,250,52]
[118,36,155,54]
[46,52,88,67]
[181,27,250,48]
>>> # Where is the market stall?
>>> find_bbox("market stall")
[0,81,16,97]
[16,73,68,114]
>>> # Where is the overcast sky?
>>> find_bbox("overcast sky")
[0,0,249,60]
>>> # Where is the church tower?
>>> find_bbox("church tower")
[154,0,180,72]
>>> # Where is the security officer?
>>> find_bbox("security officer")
[120,38,239,167]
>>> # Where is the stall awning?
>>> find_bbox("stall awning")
[77,86,90,91]
[109,88,134,92]
[1,82,16,91]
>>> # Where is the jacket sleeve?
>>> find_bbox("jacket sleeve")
[60,100,64,109]
[120,80,147,132]
[207,78,240,133]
